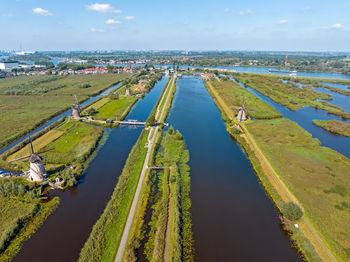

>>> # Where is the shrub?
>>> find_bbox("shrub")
[78,83,91,89]
[86,107,97,116]
[282,202,303,221]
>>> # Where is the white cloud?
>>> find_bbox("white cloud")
[90,28,105,32]
[331,23,343,29]
[278,19,288,24]
[86,3,121,14]
[224,8,230,13]
[32,8,52,16]
[239,10,253,16]
[105,18,123,24]
[124,16,134,20]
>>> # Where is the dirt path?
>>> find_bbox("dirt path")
[241,124,335,262]
[115,76,176,262]
[205,80,335,261]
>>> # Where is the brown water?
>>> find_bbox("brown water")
[165,76,302,261]
[13,77,168,262]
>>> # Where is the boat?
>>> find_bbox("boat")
[269,69,297,74]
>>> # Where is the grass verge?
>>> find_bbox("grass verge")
[0,197,60,262]
[78,130,149,262]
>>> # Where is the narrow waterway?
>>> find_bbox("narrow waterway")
[13,77,168,262]
[232,79,350,158]
[0,83,122,155]
[165,76,302,261]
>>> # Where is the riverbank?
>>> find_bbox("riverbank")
[204,79,282,119]
[0,73,130,149]
[79,76,178,262]
[0,196,60,262]
[232,73,350,119]
[312,120,350,138]
[142,128,193,262]
[204,78,350,261]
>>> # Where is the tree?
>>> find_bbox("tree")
[282,202,303,221]
[146,115,156,127]
[107,64,114,73]
[62,168,77,187]
[86,107,97,116]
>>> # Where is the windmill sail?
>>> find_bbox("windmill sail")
[230,97,256,122]
[8,154,32,163]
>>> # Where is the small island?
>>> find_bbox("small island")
[312,119,350,138]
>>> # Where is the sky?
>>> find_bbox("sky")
[1,0,350,51]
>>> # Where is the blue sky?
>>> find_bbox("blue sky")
[1,0,350,51]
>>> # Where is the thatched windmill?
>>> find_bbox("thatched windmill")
[125,86,131,96]
[231,97,255,122]
[8,136,54,182]
[71,95,80,119]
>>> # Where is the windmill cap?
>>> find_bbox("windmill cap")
[29,154,42,163]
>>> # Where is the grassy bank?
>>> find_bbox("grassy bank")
[243,119,350,261]
[233,73,350,119]
[5,120,103,185]
[85,96,138,121]
[0,73,130,149]
[204,75,349,261]
[205,79,282,119]
[144,128,193,262]
[312,120,350,138]
[0,194,59,262]
[78,130,149,262]
[121,77,179,261]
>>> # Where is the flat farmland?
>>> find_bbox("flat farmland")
[0,73,130,148]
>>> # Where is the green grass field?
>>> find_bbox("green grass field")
[92,96,138,121]
[41,121,103,164]
[312,120,350,138]
[0,195,59,262]
[245,118,350,261]
[0,73,130,148]
[0,197,38,252]
[78,130,149,262]
[206,79,282,119]
[6,120,103,170]
[234,73,350,119]
[144,128,193,262]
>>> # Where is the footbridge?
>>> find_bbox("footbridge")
[117,120,169,127]
[117,120,146,126]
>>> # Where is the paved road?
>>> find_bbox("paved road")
[115,75,175,262]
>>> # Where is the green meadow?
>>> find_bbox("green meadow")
[0,73,130,148]
[245,118,350,261]
[205,79,282,119]
[313,120,350,138]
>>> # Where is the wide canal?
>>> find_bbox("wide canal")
[13,77,168,262]
[165,76,302,261]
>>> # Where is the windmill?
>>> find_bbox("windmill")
[8,136,54,182]
[71,95,80,119]
[231,96,255,122]
[125,86,131,96]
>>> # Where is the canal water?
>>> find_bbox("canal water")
[158,64,350,80]
[232,79,350,158]
[13,77,168,262]
[165,76,302,261]
[0,83,123,155]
